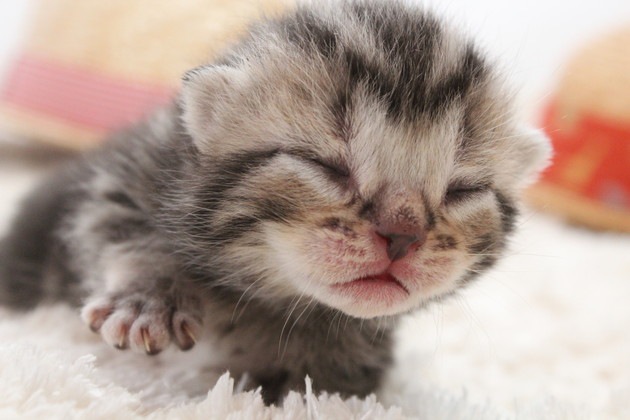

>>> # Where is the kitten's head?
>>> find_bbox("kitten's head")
[177,1,551,318]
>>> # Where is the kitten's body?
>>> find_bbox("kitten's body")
[0,0,549,403]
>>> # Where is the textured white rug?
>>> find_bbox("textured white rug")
[0,153,629,419]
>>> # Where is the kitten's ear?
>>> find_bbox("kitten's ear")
[512,125,553,187]
[179,65,243,151]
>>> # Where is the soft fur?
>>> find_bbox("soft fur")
[0,0,550,403]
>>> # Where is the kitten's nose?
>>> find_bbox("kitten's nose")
[376,229,425,261]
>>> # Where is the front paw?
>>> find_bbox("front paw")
[81,289,203,355]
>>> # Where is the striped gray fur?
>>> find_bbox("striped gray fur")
[0,0,550,404]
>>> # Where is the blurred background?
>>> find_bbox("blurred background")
[0,0,628,417]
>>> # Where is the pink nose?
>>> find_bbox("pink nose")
[376,230,425,261]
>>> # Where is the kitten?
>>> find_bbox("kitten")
[0,0,550,404]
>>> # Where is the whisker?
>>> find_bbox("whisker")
[281,297,317,359]
[278,294,305,357]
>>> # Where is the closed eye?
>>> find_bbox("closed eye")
[444,183,490,205]
[305,157,350,179]
[284,150,350,180]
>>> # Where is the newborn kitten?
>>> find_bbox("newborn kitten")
[0,0,549,404]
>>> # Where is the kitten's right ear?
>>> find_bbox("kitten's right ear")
[180,65,243,151]
[511,125,553,188]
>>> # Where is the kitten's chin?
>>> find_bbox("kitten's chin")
[312,274,420,318]
[324,292,416,318]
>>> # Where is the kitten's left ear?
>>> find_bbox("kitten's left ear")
[179,64,244,152]
[511,125,553,187]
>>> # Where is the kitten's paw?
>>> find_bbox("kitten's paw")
[81,291,203,355]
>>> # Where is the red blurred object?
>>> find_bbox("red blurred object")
[527,27,630,232]
[1,53,172,134]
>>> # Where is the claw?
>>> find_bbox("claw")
[181,321,197,345]
[117,333,126,349]
[142,328,152,354]
[81,303,113,333]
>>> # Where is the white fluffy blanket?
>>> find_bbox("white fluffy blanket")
[1,163,629,419]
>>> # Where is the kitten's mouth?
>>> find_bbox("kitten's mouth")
[330,272,409,302]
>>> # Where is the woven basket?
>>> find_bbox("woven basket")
[0,0,288,149]
[528,27,630,232]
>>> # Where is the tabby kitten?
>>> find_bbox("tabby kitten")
[0,0,550,403]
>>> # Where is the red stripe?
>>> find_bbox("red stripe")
[0,54,175,131]
[541,101,630,205]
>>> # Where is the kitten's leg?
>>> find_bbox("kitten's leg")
[80,270,204,354]
[66,185,204,354]
[0,169,82,308]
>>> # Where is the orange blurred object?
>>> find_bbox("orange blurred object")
[528,27,630,232]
